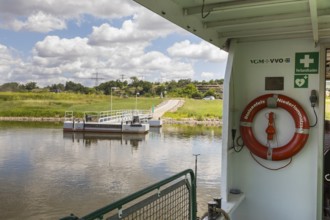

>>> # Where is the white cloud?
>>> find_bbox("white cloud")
[0,44,23,83]
[0,0,141,33]
[24,22,194,86]
[131,51,194,80]
[0,48,12,73]
[167,40,228,62]
[33,36,92,59]
[201,72,215,79]
[88,9,179,47]
[0,0,137,18]
[2,11,66,32]
[24,11,66,32]
[0,1,226,86]
[88,22,149,46]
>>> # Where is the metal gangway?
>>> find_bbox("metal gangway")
[65,109,153,124]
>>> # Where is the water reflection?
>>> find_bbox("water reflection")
[63,132,149,148]
[0,123,221,219]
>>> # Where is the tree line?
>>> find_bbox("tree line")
[0,77,224,99]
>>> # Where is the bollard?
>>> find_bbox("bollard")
[213,197,222,209]
[208,201,218,220]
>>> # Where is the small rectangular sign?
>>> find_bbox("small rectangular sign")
[265,77,284,90]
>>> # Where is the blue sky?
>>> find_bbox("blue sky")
[0,0,228,87]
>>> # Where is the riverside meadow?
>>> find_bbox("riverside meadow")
[0,92,223,121]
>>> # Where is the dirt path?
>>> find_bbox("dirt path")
[152,99,184,119]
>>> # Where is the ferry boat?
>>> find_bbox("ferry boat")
[63,110,150,134]
[131,0,330,219]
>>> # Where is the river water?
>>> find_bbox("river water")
[0,122,221,219]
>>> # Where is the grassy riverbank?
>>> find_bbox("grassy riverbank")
[0,92,222,120]
[163,99,222,120]
[0,92,163,118]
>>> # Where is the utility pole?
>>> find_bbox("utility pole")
[90,72,104,86]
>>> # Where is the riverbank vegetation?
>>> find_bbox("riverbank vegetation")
[0,92,222,120]
[0,78,223,99]
[0,78,223,120]
[0,92,163,118]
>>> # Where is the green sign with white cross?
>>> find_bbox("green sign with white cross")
[294,75,309,88]
[295,52,319,74]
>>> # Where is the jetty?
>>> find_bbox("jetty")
[63,110,154,134]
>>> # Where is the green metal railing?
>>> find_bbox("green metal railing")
[60,169,196,220]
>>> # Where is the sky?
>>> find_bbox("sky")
[0,0,228,87]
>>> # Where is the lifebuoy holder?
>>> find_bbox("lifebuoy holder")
[240,94,309,161]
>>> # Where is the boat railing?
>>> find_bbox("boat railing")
[64,111,73,122]
[60,169,197,220]
[83,111,101,122]
[66,110,153,124]
[98,109,153,123]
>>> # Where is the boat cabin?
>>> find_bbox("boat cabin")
[133,0,330,219]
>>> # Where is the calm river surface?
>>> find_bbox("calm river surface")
[0,122,221,219]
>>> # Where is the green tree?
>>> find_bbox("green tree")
[177,79,192,88]
[156,85,166,96]
[204,89,216,97]
[97,81,119,95]
[192,91,203,99]
[48,83,65,92]
[215,79,224,84]
[0,82,23,92]
[140,81,153,95]
[25,82,38,91]
[65,81,88,93]
[164,80,177,92]
[182,83,198,97]
[130,77,139,90]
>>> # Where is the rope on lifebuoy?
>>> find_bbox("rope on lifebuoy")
[240,94,310,161]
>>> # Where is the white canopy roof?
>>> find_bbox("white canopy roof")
[133,0,330,50]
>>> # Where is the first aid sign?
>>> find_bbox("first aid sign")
[295,52,319,74]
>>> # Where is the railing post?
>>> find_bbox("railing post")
[191,170,197,220]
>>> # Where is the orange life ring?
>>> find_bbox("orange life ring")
[240,94,309,161]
